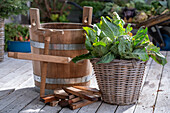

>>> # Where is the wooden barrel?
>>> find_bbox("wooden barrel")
[29,8,93,94]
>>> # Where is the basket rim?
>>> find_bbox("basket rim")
[90,58,147,63]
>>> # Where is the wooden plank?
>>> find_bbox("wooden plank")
[0,88,36,111]
[0,88,15,100]
[70,99,95,110]
[115,105,135,113]
[73,86,100,95]
[40,94,58,103]
[154,51,170,113]
[138,13,170,27]
[96,102,117,113]
[0,62,32,85]
[133,52,166,113]
[77,101,102,113]
[59,107,80,113]
[0,88,39,113]
[39,105,62,113]
[0,69,33,90]
[54,89,69,99]
[8,52,71,64]
[63,87,100,101]
[16,76,34,89]
[19,97,45,113]
[49,100,59,107]
[0,59,30,79]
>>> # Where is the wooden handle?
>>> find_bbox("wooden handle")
[30,8,41,30]
[82,6,93,25]
[8,52,71,64]
[40,37,51,97]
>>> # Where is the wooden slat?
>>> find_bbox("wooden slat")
[70,99,95,110]
[59,107,81,113]
[62,87,100,101]
[0,63,32,89]
[8,52,71,64]
[0,59,30,79]
[40,94,57,103]
[19,97,45,113]
[138,13,170,27]
[133,52,167,113]
[115,105,135,113]
[96,102,117,113]
[54,89,69,99]
[77,101,102,113]
[73,86,101,95]
[39,105,62,113]
[0,88,15,100]
[0,88,38,111]
[154,51,170,113]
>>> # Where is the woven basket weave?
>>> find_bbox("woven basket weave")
[90,59,146,105]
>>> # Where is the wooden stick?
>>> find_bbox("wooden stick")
[54,89,69,99]
[58,99,69,108]
[40,94,57,103]
[50,100,59,107]
[73,86,101,95]
[8,52,71,64]
[40,36,50,97]
[62,87,99,101]
[82,6,93,25]
[68,95,76,99]
[68,97,81,104]
[70,99,95,110]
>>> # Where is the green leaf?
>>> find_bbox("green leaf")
[147,44,167,65]
[149,52,167,66]
[133,27,148,47]
[71,52,95,63]
[83,27,97,43]
[97,52,115,64]
[93,41,106,47]
[126,24,133,33]
[91,37,112,57]
[118,35,133,58]
[93,24,101,36]
[85,35,93,51]
[101,16,120,41]
[132,48,149,61]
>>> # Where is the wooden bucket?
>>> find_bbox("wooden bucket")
[29,7,93,94]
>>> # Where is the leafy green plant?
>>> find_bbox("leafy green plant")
[0,0,31,19]
[72,13,167,66]
[5,23,30,51]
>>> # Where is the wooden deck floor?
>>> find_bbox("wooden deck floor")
[0,51,170,113]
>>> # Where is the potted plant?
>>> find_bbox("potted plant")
[72,12,167,105]
[5,23,31,52]
[0,0,31,61]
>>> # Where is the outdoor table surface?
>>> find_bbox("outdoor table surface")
[0,51,169,113]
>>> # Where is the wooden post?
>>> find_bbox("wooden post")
[40,36,51,97]
[82,6,93,25]
[29,8,41,30]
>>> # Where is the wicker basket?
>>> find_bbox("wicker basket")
[90,59,146,105]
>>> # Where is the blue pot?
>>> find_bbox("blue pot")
[7,41,31,53]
